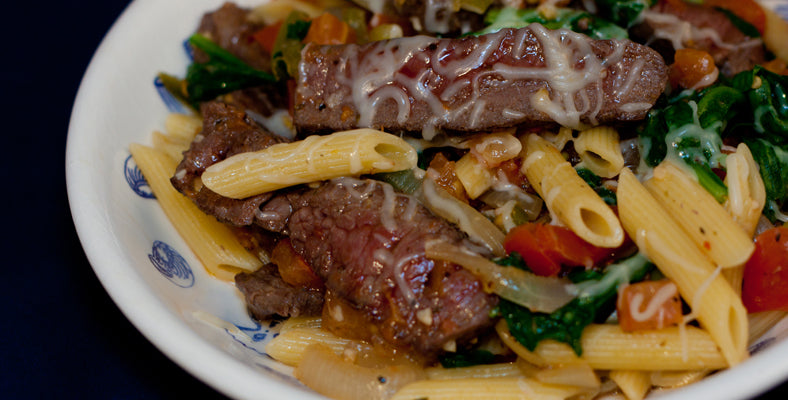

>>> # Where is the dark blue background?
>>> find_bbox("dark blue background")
[1,0,787,399]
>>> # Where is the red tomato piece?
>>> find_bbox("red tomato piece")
[742,227,788,312]
[252,20,283,54]
[503,223,611,276]
[303,12,355,45]
[617,279,683,332]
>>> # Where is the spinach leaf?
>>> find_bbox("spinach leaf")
[576,168,617,205]
[439,350,497,368]
[478,7,628,39]
[714,7,761,38]
[185,34,276,104]
[594,0,656,28]
[744,138,788,221]
[498,254,652,355]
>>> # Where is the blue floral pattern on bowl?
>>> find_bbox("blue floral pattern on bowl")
[124,154,155,199]
[149,240,195,288]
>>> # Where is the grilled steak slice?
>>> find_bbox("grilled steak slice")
[194,2,271,72]
[294,23,668,138]
[255,178,498,355]
[235,263,324,319]
[171,101,286,226]
[637,2,765,76]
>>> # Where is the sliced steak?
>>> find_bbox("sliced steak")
[637,2,765,76]
[194,2,271,72]
[170,101,287,226]
[294,23,668,138]
[235,263,324,319]
[254,178,498,355]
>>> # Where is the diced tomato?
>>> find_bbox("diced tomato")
[617,279,683,332]
[669,48,718,89]
[742,227,788,313]
[271,238,324,290]
[703,0,766,35]
[303,12,355,45]
[503,223,612,276]
[252,20,283,54]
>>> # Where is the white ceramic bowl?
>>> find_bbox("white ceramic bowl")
[66,1,788,399]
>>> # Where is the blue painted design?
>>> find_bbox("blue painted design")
[235,320,269,342]
[124,154,155,199]
[154,76,189,114]
[148,240,195,288]
[749,336,775,355]
[183,37,194,61]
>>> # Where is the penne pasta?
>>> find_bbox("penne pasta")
[609,370,651,400]
[617,168,749,367]
[454,153,494,199]
[573,126,625,178]
[265,326,373,367]
[390,377,587,400]
[520,133,624,248]
[163,112,202,141]
[129,143,262,281]
[645,161,755,269]
[425,363,524,380]
[151,130,191,164]
[496,321,728,371]
[532,363,600,388]
[201,128,418,199]
[724,142,766,237]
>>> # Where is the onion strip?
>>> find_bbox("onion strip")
[295,344,425,400]
[425,240,577,313]
[420,178,506,256]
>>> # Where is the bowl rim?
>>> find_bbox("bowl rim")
[65,1,788,399]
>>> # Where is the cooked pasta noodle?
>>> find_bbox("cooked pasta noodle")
[201,128,418,199]
[521,134,624,248]
[573,126,625,178]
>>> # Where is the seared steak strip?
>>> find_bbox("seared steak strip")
[294,23,668,138]
[193,2,271,72]
[255,178,498,355]
[235,263,325,319]
[636,1,765,76]
[171,101,286,226]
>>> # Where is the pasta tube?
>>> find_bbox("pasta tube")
[129,144,262,281]
[617,168,748,367]
[573,126,625,178]
[645,161,755,269]
[201,128,418,199]
[521,134,624,248]
[496,321,727,371]
[724,142,766,237]
[390,377,587,400]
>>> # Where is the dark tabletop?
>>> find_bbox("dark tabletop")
[1,0,787,399]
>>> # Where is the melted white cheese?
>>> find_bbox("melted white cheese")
[335,23,638,138]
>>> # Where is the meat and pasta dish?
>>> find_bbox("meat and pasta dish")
[129,0,788,398]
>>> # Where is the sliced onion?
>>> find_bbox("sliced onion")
[420,178,506,256]
[425,241,577,313]
[295,344,425,400]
